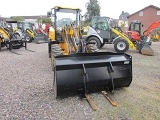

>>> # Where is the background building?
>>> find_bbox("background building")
[127,5,160,31]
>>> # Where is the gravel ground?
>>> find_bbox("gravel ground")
[0,42,160,120]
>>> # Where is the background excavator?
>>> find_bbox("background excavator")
[82,16,154,56]
[47,6,132,110]
[126,20,160,43]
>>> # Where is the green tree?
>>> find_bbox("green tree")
[85,0,101,22]
[12,16,24,21]
[36,17,51,24]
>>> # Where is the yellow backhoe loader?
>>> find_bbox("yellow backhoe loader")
[47,6,133,110]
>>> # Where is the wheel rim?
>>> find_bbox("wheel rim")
[117,42,126,51]
[26,36,30,42]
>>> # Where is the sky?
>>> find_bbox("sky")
[0,0,159,19]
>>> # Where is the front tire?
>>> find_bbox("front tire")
[25,34,32,43]
[0,43,1,51]
[114,39,129,52]
[86,44,99,52]
[53,68,57,98]
[88,37,101,48]
[51,44,63,71]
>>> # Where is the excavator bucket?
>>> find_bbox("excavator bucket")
[139,37,154,56]
[53,52,132,98]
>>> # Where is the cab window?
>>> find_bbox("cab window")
[96,18,109,30]
[90,17,97,28]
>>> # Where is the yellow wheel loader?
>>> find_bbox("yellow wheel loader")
[0,19,26,51]
[17,22,35,42]
[83,16,154,56]
[47,6,133,107]
[5,20,24,39]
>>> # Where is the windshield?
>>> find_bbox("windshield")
[96,17,110,30]
[0,20,7,27]
[51,8,80,29]
[130,23,140,31]
[24,23,31,29]
[10,23,17,28]
[18,23,23,29]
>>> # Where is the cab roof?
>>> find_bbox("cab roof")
[53,6,81,11]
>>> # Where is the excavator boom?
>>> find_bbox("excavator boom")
[143,21,160,36]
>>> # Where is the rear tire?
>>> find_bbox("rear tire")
[114,39,129,53]
[0,43,1,51]
[86,44,99,52]
[51,44,63,71]
[88,37,101,49]
[53,65,57,98]
[51,44,62,98]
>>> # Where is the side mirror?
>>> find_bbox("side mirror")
[85,14,89,20]
[82,13,89,20]
[47,11,51,17]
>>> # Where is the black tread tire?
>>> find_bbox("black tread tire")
[13,33,21,39]
[51,44,63,71]
[0,43,1,51]
[114,39,129,53]
[48,42,51,58]
[53,68,57,98]
[88,36,101,49]
[86,44,99,52]
[25,34,32,43]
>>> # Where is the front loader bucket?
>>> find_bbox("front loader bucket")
[139,37,154,56]
[54,52,132,98]
[140,43,154,56]
[34,30,48,44]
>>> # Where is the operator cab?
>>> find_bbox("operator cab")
[89,16,118,41]
[128,20,142,35]
[90,16,111,40]
[48,6,81,42]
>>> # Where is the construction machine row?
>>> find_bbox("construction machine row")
[0,18,49,52]
[0,5,157,110]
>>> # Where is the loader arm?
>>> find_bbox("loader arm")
[26,29,35,38]
[112,28,137,50]
[143,21,160,36]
